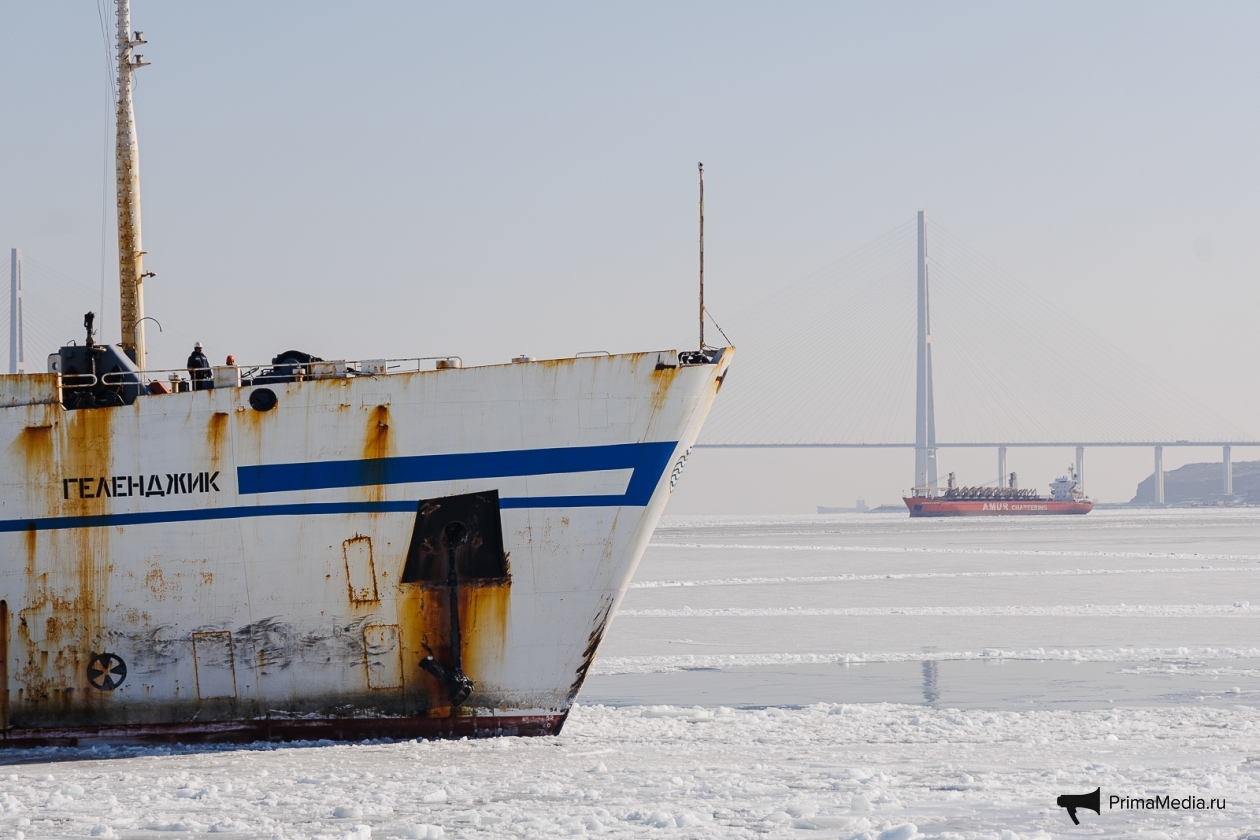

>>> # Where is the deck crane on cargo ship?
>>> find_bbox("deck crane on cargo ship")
[904,468,1092,517]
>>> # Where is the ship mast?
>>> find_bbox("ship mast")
[116,0,150,368]
[698,162,705,352]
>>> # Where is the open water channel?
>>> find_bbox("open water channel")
[584,508,1260,711]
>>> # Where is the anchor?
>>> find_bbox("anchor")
[420,521,476,706]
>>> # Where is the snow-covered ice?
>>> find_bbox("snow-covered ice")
[1,509,1257,838]
[0,702,1255,838]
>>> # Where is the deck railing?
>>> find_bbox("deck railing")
[62,356,465,392]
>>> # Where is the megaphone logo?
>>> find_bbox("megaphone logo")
[1056,787,1101,825]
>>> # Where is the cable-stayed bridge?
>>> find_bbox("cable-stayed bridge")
[8,222,1257,503]
[697,212,1258,502]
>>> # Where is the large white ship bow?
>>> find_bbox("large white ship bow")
[0,348,732,743]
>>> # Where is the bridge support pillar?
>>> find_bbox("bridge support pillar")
[1154,445,1164,505]
[1224,445,1233,496]
[1075,446,1084,493]
[998,447,1007,489]
[914,211,938,496]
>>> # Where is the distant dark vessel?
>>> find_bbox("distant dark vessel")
[904,469,1092,517]
[817,499,868,514]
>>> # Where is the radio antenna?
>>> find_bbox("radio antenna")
[698,161,705,352]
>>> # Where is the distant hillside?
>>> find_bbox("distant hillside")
[1131,459,1260,504]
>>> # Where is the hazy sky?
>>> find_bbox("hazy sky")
[4,2,1260,510]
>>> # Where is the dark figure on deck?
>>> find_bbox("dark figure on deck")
[188,342,212,391]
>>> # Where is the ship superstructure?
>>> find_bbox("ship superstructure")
[0,1,732,745]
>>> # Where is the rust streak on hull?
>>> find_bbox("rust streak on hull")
[398,581,509,713]
[457,581,510,686]
[14,407,118,725]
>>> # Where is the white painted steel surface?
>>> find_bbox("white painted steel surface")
[0,349,731,738]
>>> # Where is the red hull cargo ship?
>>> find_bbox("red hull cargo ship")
[904,469,1093,517]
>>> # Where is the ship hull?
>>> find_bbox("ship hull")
[903,498,1093,517]
[0,712,565,747]
[0,349,731,743]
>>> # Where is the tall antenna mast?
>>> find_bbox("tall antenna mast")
[698,162,705,352]
[116,0,150,368]
[9,248,24,374]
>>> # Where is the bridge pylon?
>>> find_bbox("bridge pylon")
[915,210,938,495]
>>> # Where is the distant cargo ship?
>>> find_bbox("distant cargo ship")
[904,469,1092,517]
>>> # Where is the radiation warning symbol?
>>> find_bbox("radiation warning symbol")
[86,653,127,691]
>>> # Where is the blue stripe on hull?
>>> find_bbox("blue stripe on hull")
[0,441,680,533]
[237,441,677,503]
